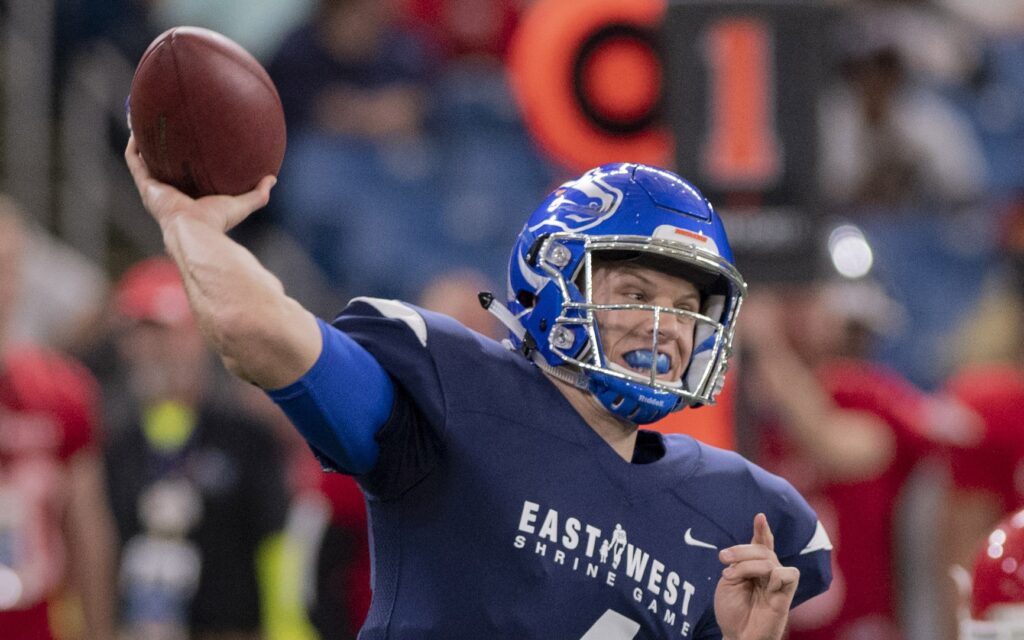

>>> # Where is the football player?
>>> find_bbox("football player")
[941,365,1024,640]
[126,139,831,639]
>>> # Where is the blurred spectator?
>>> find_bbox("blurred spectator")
[147,0,313,62]
[938,0,1024,37]
[940,236,1024,638]
[417,269,502,338]
[941,364,1024,639]
[0,197,117,640]
[937,6,1024,196]
[55,0,156,82]
[840,0,982,87]
[947,197,1024,368]
[267,0,436,138]
[102,258,312,640]
[819,7,988,209]
[402,0,520,63]
[4,211,110,354]
[307,473,370,640]
[738,281,959,640]
[232,216,345,322]
[264,0,550,300]
[266,0,445,297]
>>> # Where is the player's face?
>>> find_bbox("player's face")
[590,263,699,384]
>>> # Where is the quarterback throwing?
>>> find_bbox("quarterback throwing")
[126,139,831,639]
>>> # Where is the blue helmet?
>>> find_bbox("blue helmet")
[494,163,745,424]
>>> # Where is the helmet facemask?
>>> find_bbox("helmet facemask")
[531,231,744,418]
[495,162,748,424]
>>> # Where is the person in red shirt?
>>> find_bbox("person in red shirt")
[945,366,1024,525]
[938,198,1024,639]
[740,282,953,640]
[941,365,1024,639]
[0,196,117,640]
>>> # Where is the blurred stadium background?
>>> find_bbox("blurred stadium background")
[3,0,1024,638]
[4,0,1023,388]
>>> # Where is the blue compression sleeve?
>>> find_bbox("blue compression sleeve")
[266,317,394,474]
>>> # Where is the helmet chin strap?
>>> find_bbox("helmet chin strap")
[531,352,590,389]
[479,291,589,390]
[478,291,526,341]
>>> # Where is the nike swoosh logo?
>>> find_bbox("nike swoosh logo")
[684,528,717,550]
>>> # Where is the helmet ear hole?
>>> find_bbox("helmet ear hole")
[517,290,537,309]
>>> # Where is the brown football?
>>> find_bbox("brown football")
[129,26,286,198]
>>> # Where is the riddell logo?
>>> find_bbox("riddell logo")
[513,500,699,635]
[637,395,666,408]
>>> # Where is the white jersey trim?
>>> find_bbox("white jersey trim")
[351,297,428,347]
[799,520,833,555]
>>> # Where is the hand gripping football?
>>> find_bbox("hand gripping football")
[128,26,286,198]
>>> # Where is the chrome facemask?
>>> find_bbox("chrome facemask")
[536,231,745,407]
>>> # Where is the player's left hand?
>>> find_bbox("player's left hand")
[714,513,800,640]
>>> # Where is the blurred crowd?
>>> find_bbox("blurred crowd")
[2,0,1024,638]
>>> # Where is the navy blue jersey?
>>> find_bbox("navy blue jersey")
[318,298,831,639]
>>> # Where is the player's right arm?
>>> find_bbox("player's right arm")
[125,136,316,388]
[125,137,392,473]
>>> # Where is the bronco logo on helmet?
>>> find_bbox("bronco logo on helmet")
[530,166,627,234]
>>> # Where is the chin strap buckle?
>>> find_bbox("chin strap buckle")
[478,291,527,341]
[479,291,588,389]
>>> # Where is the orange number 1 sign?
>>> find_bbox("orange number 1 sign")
[700,17,783,190]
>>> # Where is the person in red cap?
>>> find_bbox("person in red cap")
[103,256,313,640]
[0,196,117,640]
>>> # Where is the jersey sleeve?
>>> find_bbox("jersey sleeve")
[693,444,833,610]
[332,298,451,499]
[761,471,833,609]
[332,298,447,430]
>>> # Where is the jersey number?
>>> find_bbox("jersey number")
[580,609,641,639]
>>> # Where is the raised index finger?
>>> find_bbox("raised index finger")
[751,512,775,551]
